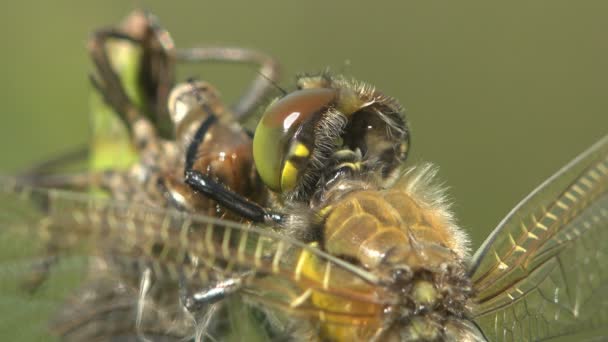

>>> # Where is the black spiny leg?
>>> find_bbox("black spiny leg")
[183,113,283,225]
[185,169,283,224]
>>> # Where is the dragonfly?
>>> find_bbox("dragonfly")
[1,9,607,342]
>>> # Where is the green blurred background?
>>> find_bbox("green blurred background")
[0,0,606,251]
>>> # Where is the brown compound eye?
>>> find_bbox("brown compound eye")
[253,88,336,192]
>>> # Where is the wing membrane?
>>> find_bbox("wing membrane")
[469,135,608,341]
[0,176,386,339]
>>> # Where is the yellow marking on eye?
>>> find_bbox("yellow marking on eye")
[293,143,310,158]
[280,161,299,191]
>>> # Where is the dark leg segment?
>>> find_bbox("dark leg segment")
[88,30,143,125]
[185,169,282,224]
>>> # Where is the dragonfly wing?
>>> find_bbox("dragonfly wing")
[0,176,385,340]
[0,180,193,341]
[469,135,608,341]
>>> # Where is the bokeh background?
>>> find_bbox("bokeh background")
[0,0,606,253]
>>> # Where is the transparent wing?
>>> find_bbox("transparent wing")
[469,135,608,341]
[0,176,387,340]
[0,180,196,341]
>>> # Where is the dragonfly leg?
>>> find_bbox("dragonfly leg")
[179,275,244,313]
[20,255,58,294]
[19,147,89,175]
[20,224,83,294]
[178,274,248,340]
[176,46,281,120]
[88,29,143,126]
[88,29,163,157]
[185,168,283,224]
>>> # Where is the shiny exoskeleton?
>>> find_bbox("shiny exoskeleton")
[3,9,608,342]
[189,67,476,340]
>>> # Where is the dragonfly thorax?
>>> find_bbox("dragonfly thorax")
[310,165,474,340]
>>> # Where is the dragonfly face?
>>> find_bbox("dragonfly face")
[1,10,608,342]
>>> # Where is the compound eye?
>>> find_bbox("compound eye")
[253,88,336,192]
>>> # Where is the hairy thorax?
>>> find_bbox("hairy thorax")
[310,166,475,341]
